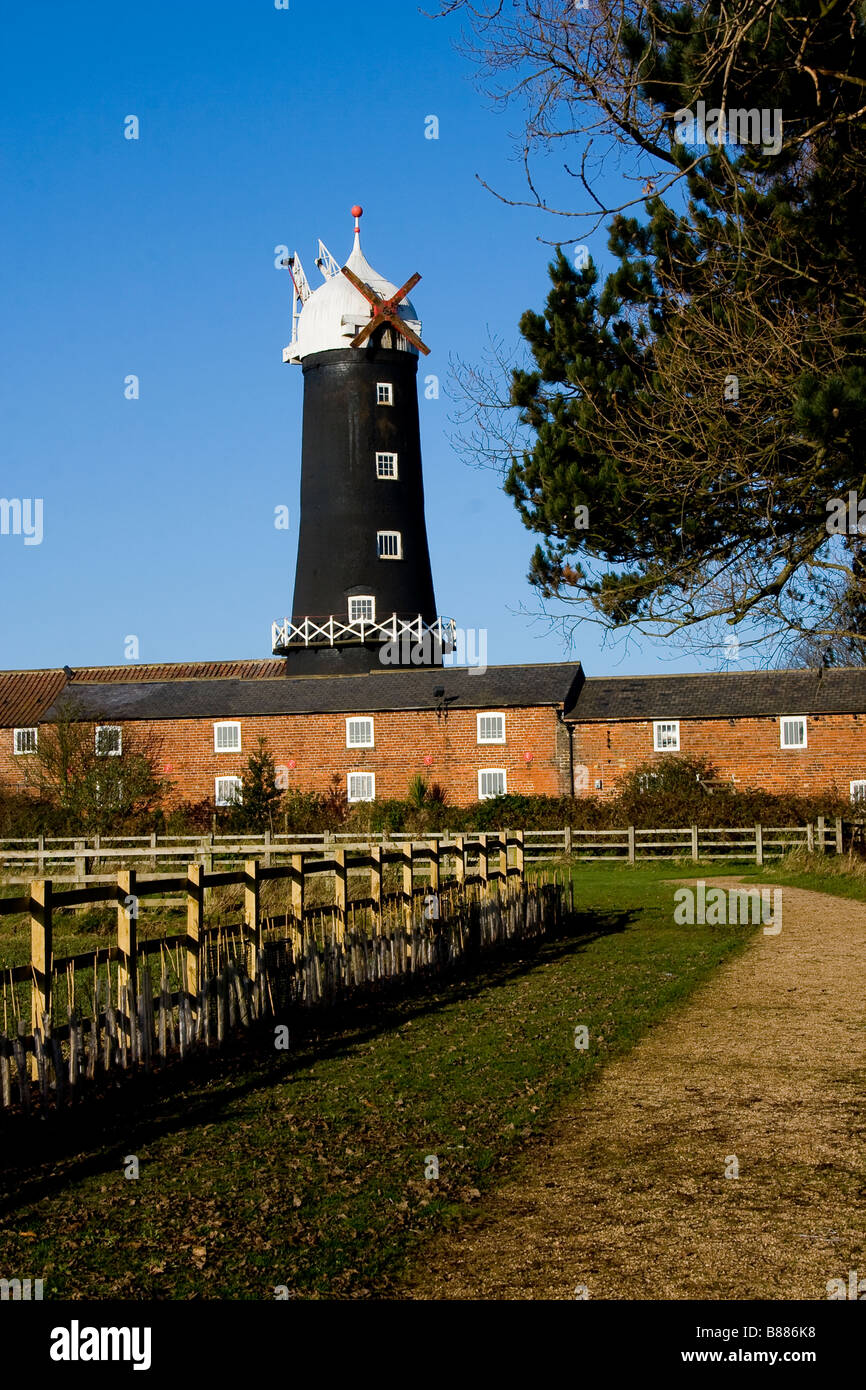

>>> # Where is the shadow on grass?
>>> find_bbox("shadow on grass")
[0,907,635,1215]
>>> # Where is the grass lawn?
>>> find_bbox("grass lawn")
[0,862,759,1299]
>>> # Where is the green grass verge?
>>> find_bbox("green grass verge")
[0,864,756,1300]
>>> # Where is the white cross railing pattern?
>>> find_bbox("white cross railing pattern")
[271,612,456,653]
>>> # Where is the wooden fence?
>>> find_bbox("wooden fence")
[0,818,850,885]
[0,831,573,1116]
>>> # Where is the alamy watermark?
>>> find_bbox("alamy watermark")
[674,881,782,935]
[379,626,488,676]
[1,1276,43,1300]
[0,497,43,546]
[826,492,866,535]
[673,101,783,157]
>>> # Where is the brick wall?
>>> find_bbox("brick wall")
[570,713,866,799]
[0,706,569,808]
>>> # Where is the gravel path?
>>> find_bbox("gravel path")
[402,880,866,1300]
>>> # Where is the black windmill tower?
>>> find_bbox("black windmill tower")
[273,206,453,675]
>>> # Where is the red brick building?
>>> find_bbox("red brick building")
[2,660,866,808]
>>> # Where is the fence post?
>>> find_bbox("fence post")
[817,815,825,854]
[478,833,489,894]
[691,824,699,862]
[498,831,508,889]
[836,816,843,855]
[117,870,138,1046]
[333,848,347,945]
[150,831,157,871]
[402,844,414,926]
[627,825,636,866]
[428,841,440,894]
[30,880,53,1075]
[186,863,204,1004]
[291,853,304,926]
[37,833,45,878]
[563,825,572,857]
[807,822,815,852]
[514,830,525,881]
[453,834,465,887]
[755,823,764,867]
[370,846,383,935]
[244,860,261,980]
[264,828,273,869]
[75,838,86,887]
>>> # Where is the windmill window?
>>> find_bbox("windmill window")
[376,383,393,405]
[14,727,38,755]
[850,780,866,805]
[214,721,241,753]
[349,596,375,623]
[215,776,243,807]
[653,720,680,751]
[377,530,402,560]
[376,452,398,479]
[346,717,374,749]
[348,772,375,802]
[780,716,807,749]
[95,726,122,757]
[478,769,507,799]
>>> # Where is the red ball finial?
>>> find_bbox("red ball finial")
[351,205,363,220]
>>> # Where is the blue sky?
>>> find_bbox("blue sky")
[1,0,727,677]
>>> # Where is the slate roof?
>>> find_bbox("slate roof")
[566,668,866,721]
[38,662,584,723]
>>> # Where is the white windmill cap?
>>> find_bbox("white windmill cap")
[288,206,422,361]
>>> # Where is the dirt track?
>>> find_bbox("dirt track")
[403,881,866,1300]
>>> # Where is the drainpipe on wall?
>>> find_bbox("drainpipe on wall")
[558,708,575,798]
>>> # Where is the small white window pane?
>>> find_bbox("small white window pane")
[14,727,38,755]
[347,772,375,802]
[478,769,506,799]
[376,383,393,405]
[346,718,374,748]
[214,722,241,752]
[349,596,375,623]
[850,780,866,805]
[377,531,402,559]
[96,726,122,756]
[376,453,398,479]
[477,713,505,744]
[653,721,680,751]
[780,717,807,749]
[215,776,243,807]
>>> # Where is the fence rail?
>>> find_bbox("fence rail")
[0,818,850,884]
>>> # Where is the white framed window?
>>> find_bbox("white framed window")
[13,727,38,755]
[653,720,680,752]
[348,772,375,802]
[346,717,374,749]
[349,595,375,623]
[376,382,393,405]
[377,530,402,559]
[214,721,241,753]
[478,768,507,799]
[376,452,399,479]
[780,716,807,749]
[95,725,122,757]
[850,780,866,805]
[477,712,506,744]
[215,775,243,807]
